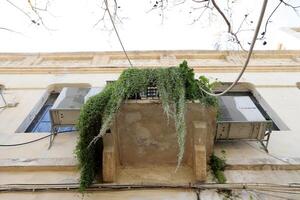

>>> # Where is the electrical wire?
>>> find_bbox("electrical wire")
[199,0,269,97]
[0,130,76,147]
[104,0,133,68]
[1,182,300,194]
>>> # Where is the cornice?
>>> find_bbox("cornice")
[0,50,300,74]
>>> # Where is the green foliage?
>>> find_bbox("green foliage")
[179,60,218,107]
[178,60,198,100]
[75,84,114,191]
[76,61,218,190]
[209,152,227,184]
[198,75,220,107]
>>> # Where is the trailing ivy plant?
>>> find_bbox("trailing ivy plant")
[76,61,218,190]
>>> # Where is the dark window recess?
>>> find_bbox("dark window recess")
[218,91,280,131]
[26,93,75,133]
[106,81,159,100]
[129,86,159,100]
[106,80,116,85]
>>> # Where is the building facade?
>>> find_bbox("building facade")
[0,50,300,199]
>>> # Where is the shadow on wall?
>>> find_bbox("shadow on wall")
[297,82,300,89]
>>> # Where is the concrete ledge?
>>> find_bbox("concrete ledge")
[225,170,300,184]
[1,50,300,73]
[116,166,195,184]
[1,65,300,74]
[225,163,300,170]
[0,157,77,171]
[214,141,300,171]
[0,170,79,185]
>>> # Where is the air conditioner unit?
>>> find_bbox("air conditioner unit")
[50,87,90,126]
[216,96,272,151]
[50,87,103,127]
[48,87,103,149]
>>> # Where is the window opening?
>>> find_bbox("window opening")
[25,93,75,133]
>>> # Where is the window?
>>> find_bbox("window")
[25,93,75,133]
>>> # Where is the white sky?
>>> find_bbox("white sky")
[0,0,299,52]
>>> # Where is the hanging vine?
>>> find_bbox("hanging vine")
[76,61,218,191]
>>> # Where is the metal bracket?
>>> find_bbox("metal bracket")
[259,127,272,153]
[0,89,18,109]
[215,122,272,153]
[0,90,7,108]
[48,126,57,150]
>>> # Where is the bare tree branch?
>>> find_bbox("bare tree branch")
[4,0,55,31]
[94,0,123,30]
[2,0,300,51]
[0,27,23,35]
[27,0,55,30]
[146,0,169,24]
[148,0,299,49]
[258,0,282,41]
[189,1,212,25]
[257,0,300,43]
[5,0,32,21]
[210,0,245,50]
[281,0,300,10]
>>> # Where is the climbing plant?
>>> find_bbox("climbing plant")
[76,61,218,190]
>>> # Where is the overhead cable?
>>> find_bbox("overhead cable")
[0,130,76,147]
[104,0,133,67]
[199,0,269,96]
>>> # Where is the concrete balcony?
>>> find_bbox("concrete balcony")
[102,100,217,183]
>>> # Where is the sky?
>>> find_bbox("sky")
[0,0,299,52]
